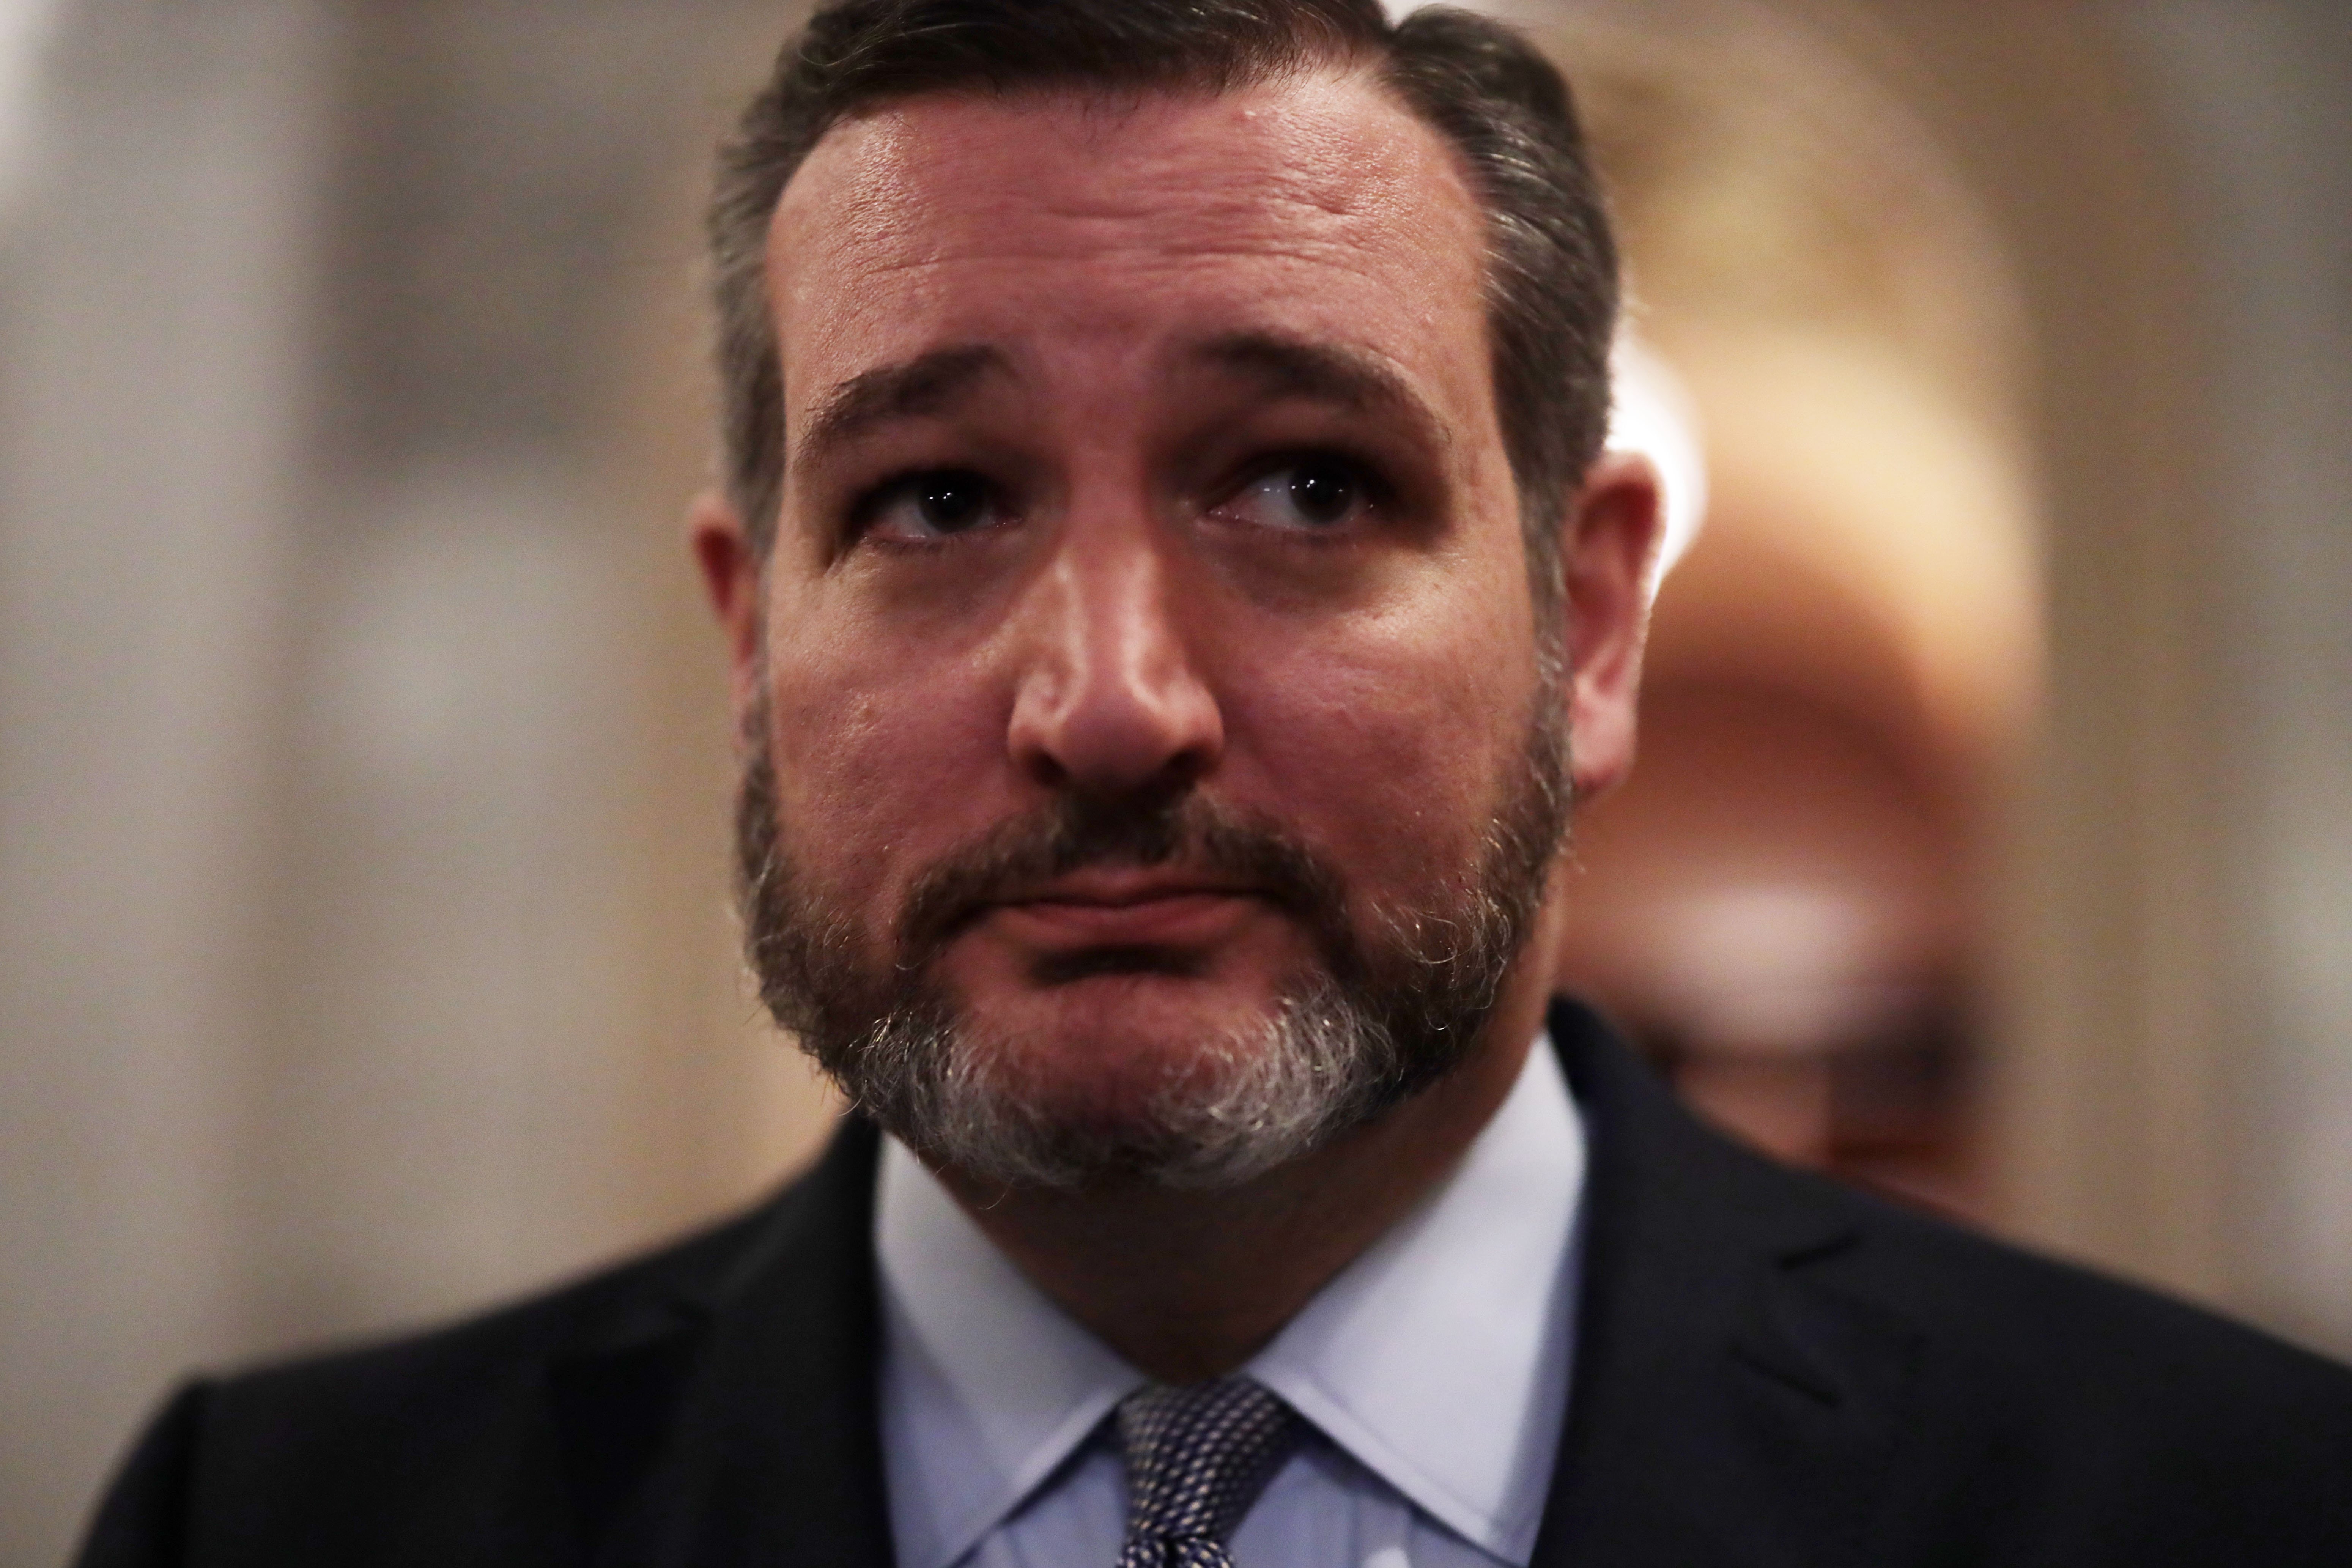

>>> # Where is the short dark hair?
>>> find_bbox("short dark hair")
[707,0,1617,603]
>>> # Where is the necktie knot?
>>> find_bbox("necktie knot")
[1114,1377,1301,1568]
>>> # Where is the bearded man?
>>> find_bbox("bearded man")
[75,3,2352,1566]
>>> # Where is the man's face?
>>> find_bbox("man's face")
[703,69,1644,1184]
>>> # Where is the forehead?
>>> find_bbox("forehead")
[764,69,1492,402]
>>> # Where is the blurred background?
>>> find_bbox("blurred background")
[2,0,2347,1561]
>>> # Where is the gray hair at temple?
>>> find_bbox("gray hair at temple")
[705,0,1618,614]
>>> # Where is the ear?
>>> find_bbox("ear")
[1558,451,1662,801]
[689,488,764,743]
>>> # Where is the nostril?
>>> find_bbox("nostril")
[1157,742,1213,794]
[1020,746,1072,793]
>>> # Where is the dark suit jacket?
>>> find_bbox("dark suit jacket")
[76,999,2352,1566]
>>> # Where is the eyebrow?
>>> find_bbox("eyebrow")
[1189,331,1448,449]
[793,344,1011,475]
[790,331,1445,478]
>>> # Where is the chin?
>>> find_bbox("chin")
[870,967,1405,1193]
[966,974,1291,1105]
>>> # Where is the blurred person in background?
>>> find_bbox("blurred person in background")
[72,3,2352,1566]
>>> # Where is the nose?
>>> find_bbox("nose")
[1004,516,1223,798]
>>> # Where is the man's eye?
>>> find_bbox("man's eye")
[1217,456,1378,533]
[856,469,1004,541]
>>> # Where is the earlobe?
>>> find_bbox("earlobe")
[688,489,765,736]
[1559,453,1662,801]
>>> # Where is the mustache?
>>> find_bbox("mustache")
[896,790,1353,969]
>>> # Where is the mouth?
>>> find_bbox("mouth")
[983,871,1267,950]
[890,796,1344,971]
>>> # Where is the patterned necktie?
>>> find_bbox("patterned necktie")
[1114,1377,1304,1568]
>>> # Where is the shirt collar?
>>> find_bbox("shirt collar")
[874,1032,1586,1568]
[874,1136,1138,1568]
[1242,1035,1584,1560]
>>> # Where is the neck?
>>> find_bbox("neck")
[931,961,1555,1384]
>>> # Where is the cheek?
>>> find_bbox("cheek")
[760,594,1010,921]
[1222,552,1542,891]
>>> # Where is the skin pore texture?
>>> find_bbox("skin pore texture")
[695,66,1658,1383]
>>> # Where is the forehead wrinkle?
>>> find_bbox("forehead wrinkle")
[787,75,1467,276]
[813,183,1413,285]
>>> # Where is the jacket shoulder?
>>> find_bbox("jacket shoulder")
[216,1182,778,1423]
[1807,1169,2352,1555]
[1546,995,2352,1564]
[74,1125,877,1568]
[1554,993,2352,1417]
[1795,1155,2352,1417]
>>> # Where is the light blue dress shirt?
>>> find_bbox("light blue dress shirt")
[875,1034,1587,1568]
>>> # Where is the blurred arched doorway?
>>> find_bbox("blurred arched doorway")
[1534,0,2038,1221]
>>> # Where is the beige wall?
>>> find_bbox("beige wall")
[2,5,335,1559]
[2117,0,2352,1354]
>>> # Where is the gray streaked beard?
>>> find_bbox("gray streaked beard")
[732,694,1569,1191]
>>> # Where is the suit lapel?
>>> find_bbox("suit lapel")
[1531,999,1924,1568]
[549,1118,896,1568]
